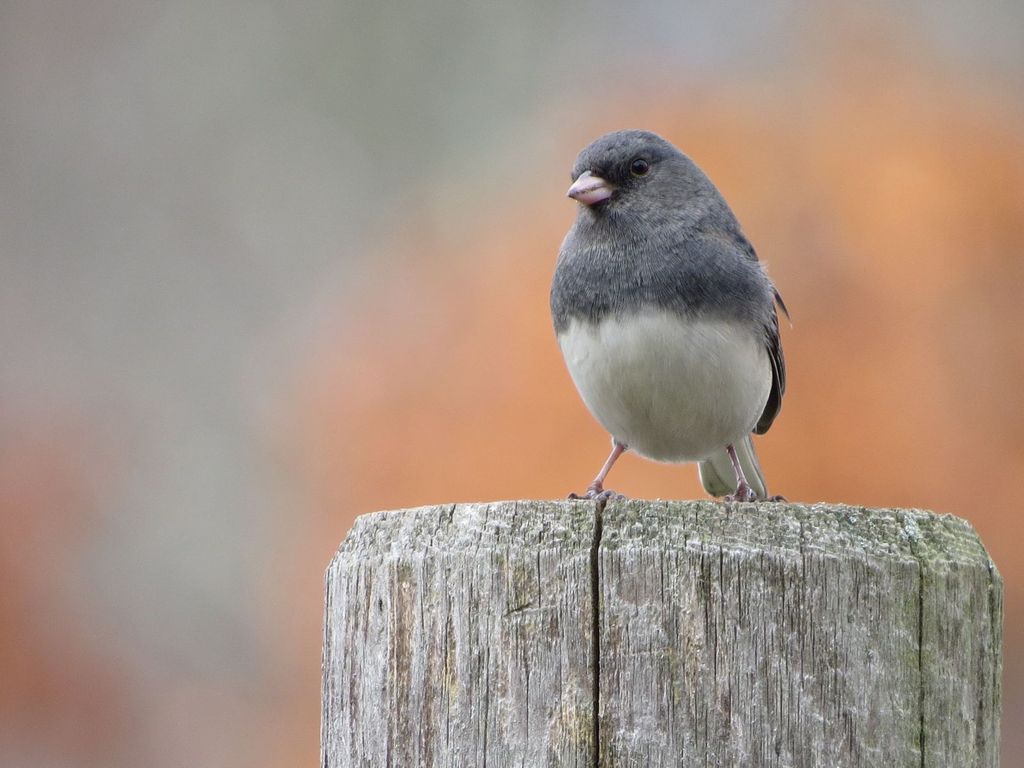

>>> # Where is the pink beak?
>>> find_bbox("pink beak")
[567,171,614,205]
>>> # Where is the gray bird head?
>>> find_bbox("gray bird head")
[567,130,725,229]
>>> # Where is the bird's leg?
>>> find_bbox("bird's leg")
[724,443,758,502]
[569,440,627,500]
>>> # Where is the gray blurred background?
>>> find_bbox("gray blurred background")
[2,2,1022,766]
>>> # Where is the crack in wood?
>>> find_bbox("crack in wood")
[590,498,605,768]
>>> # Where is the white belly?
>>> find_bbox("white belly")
[558,311,771,462]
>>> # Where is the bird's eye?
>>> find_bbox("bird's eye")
[630,158,650,176]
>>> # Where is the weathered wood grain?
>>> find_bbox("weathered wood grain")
[322,501,1001,767]
[908,513,1002,766]
[321,501,597,767]
[597,501,1001,767]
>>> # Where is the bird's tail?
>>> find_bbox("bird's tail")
[698,434,769,499]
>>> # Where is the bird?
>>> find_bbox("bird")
[550,129,788,502]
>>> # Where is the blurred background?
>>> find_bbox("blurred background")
[1,1,1021,765]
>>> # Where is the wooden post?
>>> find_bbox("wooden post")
[321,501,1002,767]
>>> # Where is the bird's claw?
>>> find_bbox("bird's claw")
[725,481,758,503]
[568,485,627,501]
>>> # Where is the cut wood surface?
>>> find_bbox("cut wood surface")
[321,501,1002,767]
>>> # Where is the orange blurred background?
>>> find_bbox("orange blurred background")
[2,3,1021,766]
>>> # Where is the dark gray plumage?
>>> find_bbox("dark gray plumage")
[550,129,787,501]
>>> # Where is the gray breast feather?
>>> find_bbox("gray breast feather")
[551,227,776,331]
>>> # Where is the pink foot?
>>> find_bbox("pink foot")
[568,482,627,501]
[725,481,757,503]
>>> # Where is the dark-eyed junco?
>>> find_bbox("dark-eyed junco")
[550,129,787,502]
